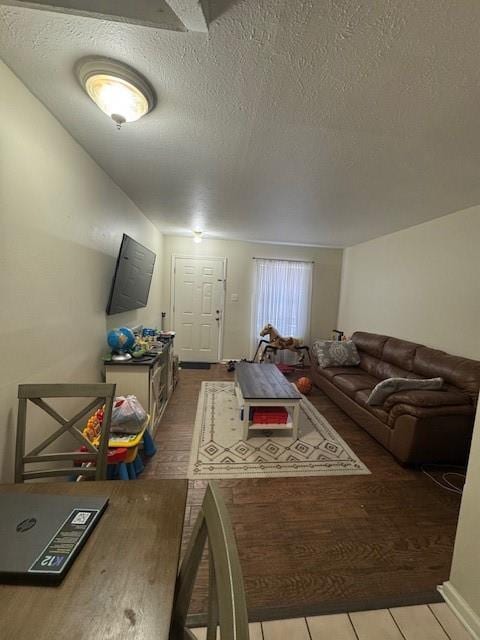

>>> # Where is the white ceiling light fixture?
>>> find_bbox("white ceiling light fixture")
[76,56,156,129]
[193,230,203,243]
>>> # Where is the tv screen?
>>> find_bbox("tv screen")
[106,234,156,315]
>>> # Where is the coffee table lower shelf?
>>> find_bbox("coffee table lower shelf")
[247,419,295,431]
[234,383,301,441]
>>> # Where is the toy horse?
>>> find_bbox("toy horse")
[253,323,311,364]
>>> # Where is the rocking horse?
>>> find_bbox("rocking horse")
[253,324,311,365]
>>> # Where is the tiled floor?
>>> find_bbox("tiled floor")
[192,604,473,640]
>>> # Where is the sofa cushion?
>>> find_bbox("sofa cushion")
[376,360,420,381]
[359,352,380,377]
[354,389,390,423]
[382,337,419,371]
[388,402,474,427]
[383,389,472,410]
[312,339,360,368]
[332,373,378,398]
[352,332,389,358]
[412,347,480,401]
[318,366,365,380]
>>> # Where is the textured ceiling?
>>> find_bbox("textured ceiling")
[1,0,480,247]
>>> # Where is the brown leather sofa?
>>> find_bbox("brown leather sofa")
[311,332,480,465]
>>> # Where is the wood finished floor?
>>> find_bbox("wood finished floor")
[143,365,462,622]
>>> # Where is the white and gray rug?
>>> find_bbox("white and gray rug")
[188,381,370,479]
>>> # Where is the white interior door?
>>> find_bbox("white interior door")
[172,256,226,362]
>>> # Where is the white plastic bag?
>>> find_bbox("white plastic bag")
[111,395,147,434]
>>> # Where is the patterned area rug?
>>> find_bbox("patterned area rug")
[188,381,370,479]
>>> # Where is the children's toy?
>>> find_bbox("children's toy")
[295,376,313,394]
[84,406,105,443]
[276,363,295,375]
[83,407,151,481]
[253,324,311,364]
[107,326,135,361]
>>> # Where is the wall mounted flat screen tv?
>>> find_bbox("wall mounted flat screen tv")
[106,234,156,315]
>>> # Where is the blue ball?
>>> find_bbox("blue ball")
[107,327,135,353]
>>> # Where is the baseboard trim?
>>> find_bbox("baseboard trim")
[439,582,480,639]
[187,589,444,627]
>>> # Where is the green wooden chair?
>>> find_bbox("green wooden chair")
[14,383,116,483]
[170,482,249,640]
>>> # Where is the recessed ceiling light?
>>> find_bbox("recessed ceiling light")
[193,230,203,243]
[76,56,156,129]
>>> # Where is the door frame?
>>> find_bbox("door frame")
[170,254,227,362]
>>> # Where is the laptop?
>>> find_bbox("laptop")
[0,493,108,585]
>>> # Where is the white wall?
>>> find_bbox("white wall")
[337,201,480,634]
[0,60,163,482]
[338,206,480,358]
[163,236,343,360]
[442,403,480,637]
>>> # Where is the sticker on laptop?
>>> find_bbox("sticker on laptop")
[28,508,100,574]
[71,511,92,525]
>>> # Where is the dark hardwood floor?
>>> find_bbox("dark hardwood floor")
[143,364,462,623]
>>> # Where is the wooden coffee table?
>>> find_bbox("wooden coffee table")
[234,362,302,440]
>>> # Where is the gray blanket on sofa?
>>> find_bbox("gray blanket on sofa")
[367,377,444,406]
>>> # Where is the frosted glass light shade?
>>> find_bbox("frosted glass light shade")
[85,74,150,124]
[76,57,156,127]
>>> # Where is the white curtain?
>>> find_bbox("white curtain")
[251,258,313,359]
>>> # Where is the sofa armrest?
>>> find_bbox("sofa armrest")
[389,413,474,465]
[387,401,474,427]
[383,389,471,410]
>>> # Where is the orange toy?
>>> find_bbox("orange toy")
[295,376,312,394]
[83,406,105,445]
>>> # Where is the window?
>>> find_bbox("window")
[252,258,313,358]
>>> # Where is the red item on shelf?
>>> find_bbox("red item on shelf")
[252,407,288,424]
[74,445,128,466]
[276,363,295,374]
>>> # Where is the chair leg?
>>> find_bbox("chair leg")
[170,483,250,640]
[15,398,27,484]
[170,514,208,639]
[206,542,218,640]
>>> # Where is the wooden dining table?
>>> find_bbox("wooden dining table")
[0,479,188,640]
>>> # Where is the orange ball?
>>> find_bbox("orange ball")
[295,376,312,394]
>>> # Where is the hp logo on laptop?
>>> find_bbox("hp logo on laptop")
[16,518,37,533]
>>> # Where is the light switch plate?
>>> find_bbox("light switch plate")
[231,293,239,302]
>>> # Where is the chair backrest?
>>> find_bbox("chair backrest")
[15,383,116,483]
[171,482,249,640]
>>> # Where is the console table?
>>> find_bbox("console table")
[105,338,175,436]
